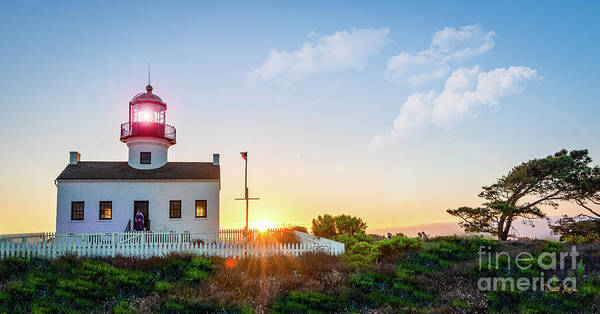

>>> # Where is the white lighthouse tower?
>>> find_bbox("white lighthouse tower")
[120,84,176,169]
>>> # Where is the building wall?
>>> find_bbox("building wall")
[56,180,219,233]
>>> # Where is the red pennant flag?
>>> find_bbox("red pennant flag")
[241,152,247,160]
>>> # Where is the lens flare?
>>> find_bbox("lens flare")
[252,220,277,232]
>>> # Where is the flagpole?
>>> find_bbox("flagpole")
[236,152,259,234]
[245,154,248,231]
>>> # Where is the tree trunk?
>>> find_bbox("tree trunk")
[500,217,514,241]
[497,215,506,241]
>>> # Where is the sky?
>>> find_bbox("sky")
[0,1,599,234]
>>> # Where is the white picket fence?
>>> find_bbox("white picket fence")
[0,229,345,260]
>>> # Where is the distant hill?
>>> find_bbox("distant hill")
[370,217,561,240]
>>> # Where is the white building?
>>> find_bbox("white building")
[55,84,220,233]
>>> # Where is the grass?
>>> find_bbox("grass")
[1,239,599,313]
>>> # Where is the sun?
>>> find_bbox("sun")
[251,220,277,232]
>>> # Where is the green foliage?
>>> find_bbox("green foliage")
[311,214,368,238]
[488,289,590,313]
[113,300,134,314]
[183,268,210,283]
[272,291,345,314]
[550,216,600,242]
[376,234,423,260]
[334,214,368,235]
[344,271,436,308]
[341,241,380,269]
[0,255,216,313]
[451,299,469,308]
[332,233,373,249]
[350,273,375,291]
[0,257,29,280]
[154,280,174,291]
[542,240,563,253]
[1,239,598,313]
[311,214,337,238]
[161,297,253,314]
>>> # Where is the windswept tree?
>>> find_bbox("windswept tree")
[447,149,591,240]
[563,163,600,219]
[548,156,600,240]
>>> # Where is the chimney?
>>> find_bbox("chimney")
[69,151,81,165]
[212,153,220,166]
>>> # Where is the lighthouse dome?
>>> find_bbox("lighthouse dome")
[130,85,167,108]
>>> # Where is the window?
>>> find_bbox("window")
[99,201,112,220]
[170,200,181,219]
[195,200,207,218]
[71,201,84,220]
[140,152,151,164]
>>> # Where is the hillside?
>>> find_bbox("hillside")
[1,236,598,313]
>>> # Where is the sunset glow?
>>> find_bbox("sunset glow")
[251,220,278,232]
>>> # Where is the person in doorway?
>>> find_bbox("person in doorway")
[134,209,145,231]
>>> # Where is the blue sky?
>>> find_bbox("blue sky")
[0,1,599,233]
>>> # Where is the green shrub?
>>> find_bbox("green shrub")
[332,233,373,249]
[451,299,469,308]
[376,235,423,260]
[272,291,345,313]
[161,297,253,313]
[541,240,563,254]
[183,268,210,283]
[341,241,380,269]
[350,273,375,291]
[0,257,31,280]
[428,241,470,261]
[189,256,212,270]
[154,280,174,291]
[113,300,134,314]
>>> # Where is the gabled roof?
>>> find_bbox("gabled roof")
[56,162,219,181]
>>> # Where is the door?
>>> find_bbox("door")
[133,201,150,231]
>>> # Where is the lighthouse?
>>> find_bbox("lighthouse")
[120,84,176,169]
[55,83,220,234]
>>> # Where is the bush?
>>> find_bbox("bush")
[332,233,373,249]
[376,235,423,260]
[161,297,252,314]
[272,291,346,313]
[550,216,600,242]
[350,273,375,291]
[541,240,563,254]
[0,255,217,313]
[311,214,367,238]
[341,242,380,269]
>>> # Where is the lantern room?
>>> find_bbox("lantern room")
[120,84,176,145]
[120,84,176,170]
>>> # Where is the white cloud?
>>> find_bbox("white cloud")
[431,25,496,61]
[369,90,435,150]
[386,25,495,86]
[371,66,540,150]
[432,66,540,124]
[386,51,450,86]
[250,28,389,86]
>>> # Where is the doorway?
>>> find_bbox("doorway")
[133,201,150,231]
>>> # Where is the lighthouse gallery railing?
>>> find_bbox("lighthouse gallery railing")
[120,122,176,142]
